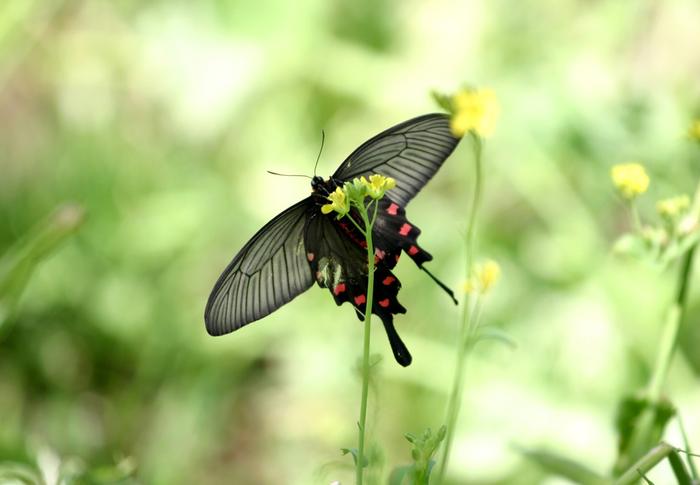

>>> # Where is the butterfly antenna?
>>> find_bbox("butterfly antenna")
[421,266,458,305]
[266,171,312,179]
[313,130,325,177]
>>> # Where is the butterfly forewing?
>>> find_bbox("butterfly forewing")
[332,114,460,206]
[205,198,315,336]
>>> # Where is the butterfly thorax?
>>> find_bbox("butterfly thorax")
[310,176,342,198]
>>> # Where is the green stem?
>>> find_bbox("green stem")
[620,247,696,472]
[678,415,700,480]
[436,304,470,483]
[648,245,695,400]
[630,202,642,233]
[435,133,484,484]
[615,442,692,485]
[621,184,699,472]
[465,134,483,279]
[356,207,376,485]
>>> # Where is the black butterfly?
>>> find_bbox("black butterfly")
[205,114,462,366]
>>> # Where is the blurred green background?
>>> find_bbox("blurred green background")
[2,0,700,483]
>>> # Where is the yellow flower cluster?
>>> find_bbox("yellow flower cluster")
[463,259,501,295]
[657,195,690,219]
[450,88,500,138]
[365,174,396,199]
[611,163,649,200]
[321,187,350,217]
[321,174,397,217]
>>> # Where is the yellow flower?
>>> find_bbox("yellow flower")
[463,259,501,294]
[688,120,700,141]
[321,187,350,217]
[362,174,397,199]
[450,88,500,138]
[657,195,690,219]
[611,163,650,199]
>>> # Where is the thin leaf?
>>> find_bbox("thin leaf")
[668,449,693,485]
[341,448,368,468]
[474,326,517,349]
[0,203,85,331]
[0,462,43,485]
[678,415,700,480]
[388,464,414,485]
[430,90,454,114]
[518,447,608,485]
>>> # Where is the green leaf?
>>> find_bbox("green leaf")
[612,233,649,260]
[613,395,676,475]
[430,90,454,114]
[0,204,85,332]
[394,427,447,485]
[388,464,414,485]
[678,415,700,480]
[518,447,608,485]
[341,448,368,467]
[474,326,517,349]
[659,230,700,267]
[614,442,690,485]
[0,462,42,484]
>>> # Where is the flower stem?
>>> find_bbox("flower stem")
[356,206,376,485]
[629,202,642,233]
[465,134,483,279]
[648,243,695,398]
[621,181,699,471]
[435,133,484,484]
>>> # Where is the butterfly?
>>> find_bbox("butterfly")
[205,114,462,366]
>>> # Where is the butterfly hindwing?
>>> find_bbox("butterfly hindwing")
[205,198,315,336]
[372,197,433,268]
[304,211,413,366]
[333,114,460,206]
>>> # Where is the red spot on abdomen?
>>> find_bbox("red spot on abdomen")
[387,203,399,215]
[399,223,412,236]
[378,298,390,308]
[354,294,366,305]
[408,245,419,256]
[307,252,315,262]
[334,283,346,295]
[382,275,395,285]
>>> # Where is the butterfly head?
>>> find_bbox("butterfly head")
[311,175,334,196]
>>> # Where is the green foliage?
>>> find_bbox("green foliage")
[0,204,84,332]
[429,91,454,115]
[613,395,676,476]
[341,447,368,468]
[388,427,446,485]
[0,455,136,485]
[518,447,608,485]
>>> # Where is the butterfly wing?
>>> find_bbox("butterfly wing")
[205,198,315,336]
[332,113,461,206]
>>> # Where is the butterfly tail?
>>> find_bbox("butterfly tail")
[380,315,412,367]
[421,266,458,305]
